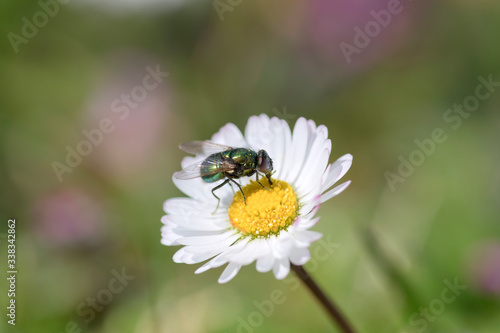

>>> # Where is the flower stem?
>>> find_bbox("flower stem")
[291,264,357,333]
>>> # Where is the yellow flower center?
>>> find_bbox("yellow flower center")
[228,178,299,238]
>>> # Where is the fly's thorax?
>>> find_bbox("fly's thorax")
[201,148,259,183]
[229,148,257,171]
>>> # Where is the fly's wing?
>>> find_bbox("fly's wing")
[174,158,236,180]
[179,141,233,155]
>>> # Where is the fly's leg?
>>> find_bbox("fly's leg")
[227,181,236,194]
[255,173,271,191]
[211,179,230,214]
[228,178,247,205]
[266,173,273,186]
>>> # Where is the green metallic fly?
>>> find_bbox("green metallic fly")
[174,141,274,212]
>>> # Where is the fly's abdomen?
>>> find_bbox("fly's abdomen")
[201,154,226,183]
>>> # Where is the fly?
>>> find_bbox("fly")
[174,141,274,213]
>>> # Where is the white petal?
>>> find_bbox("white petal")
[195,261,213,274]
[161,219,217,245]
[296,216,320,230]
[273,119,293,180]
[189,250,221,263]
[199,238,250,270]
[302,197,321,219]
[294,132,329,193]
[173,169,235,204]
[164,198,227,224]
[306,119,317,134]
[267,118,285,178]
[256,241,275,272]
[194,251,232,274]
[211,123,247,147]
[172,176,211,202]
[182,233,240,254]
[166,226,226,240]
[161,225,183,245]
[286,117,309,184]
[164,209,230,226]
[289,247,311,266]
[270,233,292,259]
[315,123,328,138]
[228,239,264,265]
[321,154,353,193]
[256,257,275,273]
[321,180,351,203]
[176,230,237,246]
[244,114,271,149]
[163,215,227,231]
[218,263,242,284]
[173,248,193,264]
[298,193,322,216]
[174,246,221,264]
[244,115,295,181]
[296,146,330,196]
[293,230,323,248]
[268,118,292,180]
[205,254,229,269]
[163,198,194,214]
[272,258,290,280]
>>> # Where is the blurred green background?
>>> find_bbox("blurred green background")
[1,0,500,332]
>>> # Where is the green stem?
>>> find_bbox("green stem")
[291,264,357,333]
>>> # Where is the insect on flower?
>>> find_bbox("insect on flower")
[162,115,353,283]
[174,141,274,212]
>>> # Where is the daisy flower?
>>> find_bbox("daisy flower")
[161,114,352,283]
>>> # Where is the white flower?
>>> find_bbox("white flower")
[161,114,352,283]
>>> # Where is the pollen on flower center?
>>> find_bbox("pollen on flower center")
[228,178,299,237]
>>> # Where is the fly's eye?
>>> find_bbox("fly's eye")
[259,159,267,172]
[258,151,272,173]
